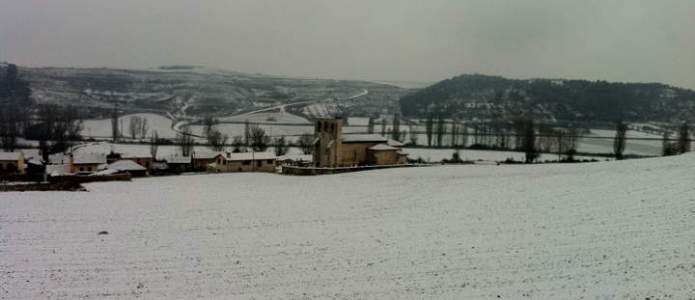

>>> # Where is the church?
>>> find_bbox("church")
[313,118,408,168]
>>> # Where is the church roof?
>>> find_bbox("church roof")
[342,134,388,143]
[368,144,400,151]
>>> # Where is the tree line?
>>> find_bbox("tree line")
[175,117,315,157]
[0,64,84,160]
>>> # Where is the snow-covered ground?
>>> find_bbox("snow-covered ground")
[217,111,311,124]
[2,155,694,299]
[404,148,609,163]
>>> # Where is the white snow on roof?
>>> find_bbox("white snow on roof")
[193,151,221,159]
[342,134,388,143]
[0,152,22,161]
[368,144,399,151]
[73,153,107,165]
[277,154,313,162]
[49,153,70,164]
[165,156,192,164]
[95,168,120,176]
[221,152,277,161]
[20,149,41,160]
[45,164,71,176]
[120,149,152,159]
[108,160,146,172]
[386,139,405,147]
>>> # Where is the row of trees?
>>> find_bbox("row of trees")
[613,120,691,160]
[175,118,316,157]
[661,122,691,156]
[1,64,84,156]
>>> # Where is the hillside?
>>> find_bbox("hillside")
[400,74,695,124]
[2,156,694,298]
[18,65,405,119]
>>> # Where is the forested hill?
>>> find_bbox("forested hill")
[399,74,695,124]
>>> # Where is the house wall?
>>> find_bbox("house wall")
[313,119,342,167]
[210,156,276,173]
[0,158,25,175]
[71,163,99,173]
[192,158,215,171]
[369,150,399,166]
[339,143,379,166]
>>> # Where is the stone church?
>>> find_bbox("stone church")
[313,118,408,168]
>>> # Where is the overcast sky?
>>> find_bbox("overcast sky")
[1,0,694,88]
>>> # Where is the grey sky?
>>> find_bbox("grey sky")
[1,0,694,88]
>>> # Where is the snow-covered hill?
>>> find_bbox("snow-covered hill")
[20,66,405,119]
[2,156,694,299]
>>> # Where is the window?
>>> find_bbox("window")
[256,161,262,167]
[266,159,274,164]
[242,161,250,166]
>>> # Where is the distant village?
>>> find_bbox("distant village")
[0,117,416,190]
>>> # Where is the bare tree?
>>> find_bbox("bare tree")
[140,117,149,139]
[613,120,627,160]
[249,125,270,152]
[391,114,401,141]
[408,124,418,146]
[178,127,195,157]
[111,98,119,142]
[231,135,244,153]
[435,114,445,148]
[0,109,17,151]
[367,117,375,134]
[380,118,387,137]
[243,119,251,147]
[677,122,691,154]
[129,116,142,139]
[150,131,159,160]
[298,133,314,155]
[203,115,218,137]
[274,136,289,156]
[425,113,434,147]
[450,119,459,148]
[662,131,677,156]
[207,129,228,152]
[522,119,538,163]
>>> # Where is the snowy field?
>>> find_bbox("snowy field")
[217,112,311,124]
[2,155,695,299]
[82,113,178,139]
[80,112,679,157]
[404,148,609,163]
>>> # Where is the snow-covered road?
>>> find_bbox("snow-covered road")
[1,155,694,299]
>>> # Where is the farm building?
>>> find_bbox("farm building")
[0,152,25,175]
[70,153,107,174]
[313,118,408,168]
[208,152,277,173]
[192,151,219,171]
[107,151,153,171]
[164,156,192,173]
[106,160,148,177]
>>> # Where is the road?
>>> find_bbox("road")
[171,89,369,138]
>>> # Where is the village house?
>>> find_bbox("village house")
[107,151,153,171]
[208,152,277,173]
[313,118,408,168]
[192,151,219,171]
[70,153,107,174]
[164,155,192,173]
[0,152,25,175]
[105,160,148,177]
